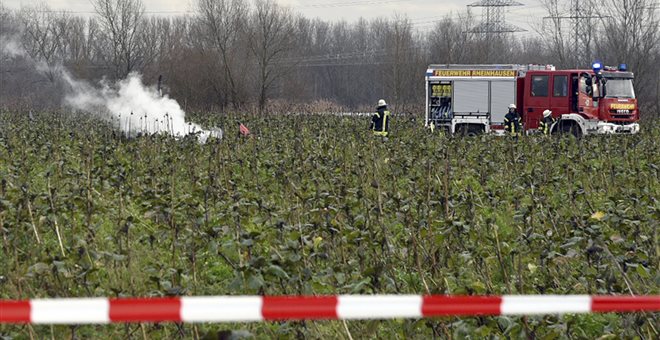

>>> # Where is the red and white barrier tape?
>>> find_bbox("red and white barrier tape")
[1,295,658,324]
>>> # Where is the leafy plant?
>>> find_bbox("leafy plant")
[0,110,658,338]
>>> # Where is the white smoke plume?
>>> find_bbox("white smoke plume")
[1,34,221,143]
[0,35,24,57]
[63,72,222,142]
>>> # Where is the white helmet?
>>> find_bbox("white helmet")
[508,103,517,109]
[543,109,552,118]
[378,99,387,107]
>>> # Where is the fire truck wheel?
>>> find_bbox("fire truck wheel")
[457,124,483,137]
[558,121,582,138]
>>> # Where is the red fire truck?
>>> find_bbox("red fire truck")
[425,63,640,136]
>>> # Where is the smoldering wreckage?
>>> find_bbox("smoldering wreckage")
[1,38,222,143]
[63,72,224,144]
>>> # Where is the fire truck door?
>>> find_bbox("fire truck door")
[525,73,551,129]
[550,74,569,114]
[577,73,599,119]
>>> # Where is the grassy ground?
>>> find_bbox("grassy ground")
[0,110,658,339]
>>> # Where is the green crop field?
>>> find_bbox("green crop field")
[0,111,658,339]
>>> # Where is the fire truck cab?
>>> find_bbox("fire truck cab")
[425,63,640,136]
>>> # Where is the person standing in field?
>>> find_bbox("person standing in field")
[539,109,556,135]
[504,103,521,138]
[370,99,390,137]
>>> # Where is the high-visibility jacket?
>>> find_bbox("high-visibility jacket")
[504,111,521,136]
[539,116,556,135]
[371,107,390,136]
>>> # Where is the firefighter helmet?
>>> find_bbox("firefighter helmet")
[543,109,552,118]
[508,103,517,109]
[378,99,387,107]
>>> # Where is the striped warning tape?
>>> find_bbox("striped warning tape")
[1,295,658,324]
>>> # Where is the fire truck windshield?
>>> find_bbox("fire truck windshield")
[605,78,635,98]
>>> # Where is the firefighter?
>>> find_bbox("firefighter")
[370,99,390,137]
[504,103,521,137]
[539,109,556,135]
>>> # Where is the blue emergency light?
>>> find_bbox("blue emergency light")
[618,63,628,71]
[592,61,602,73]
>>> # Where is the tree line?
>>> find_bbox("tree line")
[0,0,658,115]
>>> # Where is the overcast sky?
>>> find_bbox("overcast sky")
[3,0,547,36]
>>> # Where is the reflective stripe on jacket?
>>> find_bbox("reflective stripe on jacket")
[504,111,521,135]
[372,108,390,136]
[539,116,556,135]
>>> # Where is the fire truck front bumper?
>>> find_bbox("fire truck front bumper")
[596,122,640,135]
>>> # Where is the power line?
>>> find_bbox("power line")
[274,46,419,66]
[34,10,193,15]
[33,0,412,15]
[296,0,411,9]
[291,61,394,67]
[572,0,591,67]
[465,1,527,62]
[467,0,527,34]
[542,0,611,68]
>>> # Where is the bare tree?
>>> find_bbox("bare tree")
[137,17,167,78]
[596,0,659,115]
[536,0,659,112]
[197,0,249,109]
[536,0,572,68]
[61,17,104,80]
[430,16,467,64]
[91,0,145,78]
[248,0,296,113]
[428,11,496,65]
[0,1,18,37]
[385,15,418,110]
[511,36,553,65]
[19,2,70,81]
[0,3,24,107]
[2,0,657,113]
